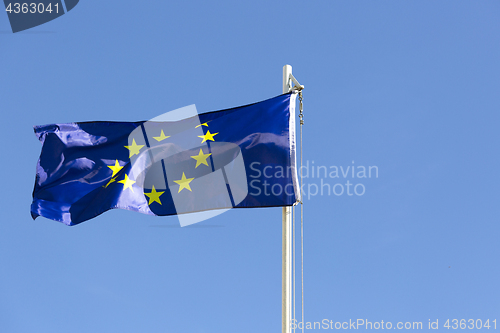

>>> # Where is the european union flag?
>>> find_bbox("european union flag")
[31,93,300,226]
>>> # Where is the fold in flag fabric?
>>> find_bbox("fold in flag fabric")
[31,93,300,225]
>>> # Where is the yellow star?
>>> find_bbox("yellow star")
[190,149,212,168]
[118,174,136,192]
[107,160,123,177]
[173,172,194,193]
[125,139,144,158]
[104,177,117,188]
[144,185,164,205]
[153,130,170,142]
[195,122,209,128]
[198,130,218,143]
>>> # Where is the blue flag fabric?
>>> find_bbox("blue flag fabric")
[31,93,299,225]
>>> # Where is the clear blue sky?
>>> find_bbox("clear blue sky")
[1,1,499,332]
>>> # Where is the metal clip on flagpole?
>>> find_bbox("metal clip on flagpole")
[282,64,303,333]
[284,68,305,93]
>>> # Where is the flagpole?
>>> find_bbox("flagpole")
[282,64,293,333]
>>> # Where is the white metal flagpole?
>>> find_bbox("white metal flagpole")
[282,64,293,333]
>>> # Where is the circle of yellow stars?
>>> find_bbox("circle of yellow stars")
[105,122,218,206]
